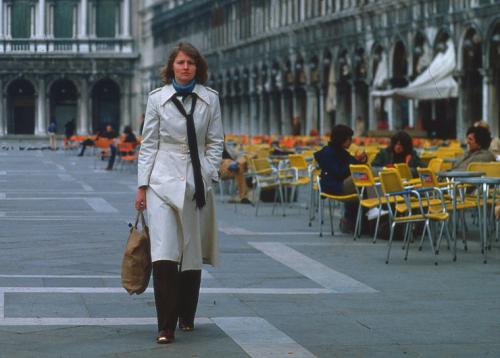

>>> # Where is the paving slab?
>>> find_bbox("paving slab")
[0,145,499,357]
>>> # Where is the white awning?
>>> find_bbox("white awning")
[372,53,388,89]
[371,40,458,99]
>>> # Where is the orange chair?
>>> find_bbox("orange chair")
[116,142,138,170]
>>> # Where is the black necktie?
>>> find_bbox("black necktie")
[171,94,206,209]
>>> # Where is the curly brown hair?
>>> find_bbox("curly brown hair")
[160,42,208,85]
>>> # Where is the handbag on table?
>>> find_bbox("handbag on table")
[121,211,152,295]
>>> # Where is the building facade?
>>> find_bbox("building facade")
[0,0,139,136]
[146,0,500,139]
[3,0,500,140]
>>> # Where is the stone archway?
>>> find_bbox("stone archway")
[391,40,409,130]
[7,79,36,134]
[49,79,78,134]
[91,78,120,132]
[461,28,483,128]
[489,23,500,136]
[336,50,352,126]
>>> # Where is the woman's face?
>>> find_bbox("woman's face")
[173,51,196,84]
[394,141,404,154]
[342,137,352,149]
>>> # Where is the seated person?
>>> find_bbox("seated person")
[453,126,495,170]
[220,143,251,204]
[78,124,117,157]
[371,131,425,176]
[474,120,500,157]
[314,124,367,233]
[106,125,138,170]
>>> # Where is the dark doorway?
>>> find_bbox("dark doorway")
[418,99,457,139]
[50,79,78,134]
[7,79,35,134]
[462,29,483,128]
[92,79,120,132]
[392,41,409,130]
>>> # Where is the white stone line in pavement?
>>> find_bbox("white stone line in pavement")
[84,198,119,213]
[0,317,212,327]
[0,193,5,199]
[79,182,94,192]
[218,225,254,235]
[0,293,4,319]
[213,317,316,358]
[218,224,320,236]
[57,173,74,181]
[0,217,126,222]
[0,171,6,175]
[250,242,377,294]
[0,274,120,278]
[55,164,66,171]
[289,242,375,247]
[0,287,330,294]
[0,212,5,217]
[0,270,214,280]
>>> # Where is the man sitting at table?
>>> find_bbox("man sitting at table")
[453,126,495,170]
[220,143,252,204]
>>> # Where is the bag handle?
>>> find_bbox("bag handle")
[134,211,147,229]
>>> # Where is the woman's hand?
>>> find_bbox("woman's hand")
[135,187,147,211]
[355,151,367,163]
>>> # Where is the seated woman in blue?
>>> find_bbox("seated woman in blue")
[314,124,367,232]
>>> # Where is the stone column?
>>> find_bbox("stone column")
[318,87,325,135]
[35,78,47,136]
[482,71,491,126]
[280,92,287,134]
[0,78,4,135]
[408,99,415,128]
[368,91,375,133]
[292,90,299,118]
[121,79,131,131]
[78,78,89,134]
[37,0,46,38]
[305,87,316,135]
[386,98,394,130]
[350,82,357,130]
[242,95,249,134]
[258,93,265,134]
[249,94,258,137]
[122,0,130,37]
[80,0,88,37]
[0,0,4,38]
[454,72,465,140]
[225,98,232,133]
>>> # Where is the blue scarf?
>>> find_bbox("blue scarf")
[172,79,196,94]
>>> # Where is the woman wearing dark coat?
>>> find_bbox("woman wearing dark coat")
[314,125,367,232]
[371,131,425,176]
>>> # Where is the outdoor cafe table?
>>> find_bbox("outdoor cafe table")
[455,176,500,264]
[437,171,485,261]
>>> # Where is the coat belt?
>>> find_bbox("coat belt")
[159,142,190,154]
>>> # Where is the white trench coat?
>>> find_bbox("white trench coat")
[137,84,224,270]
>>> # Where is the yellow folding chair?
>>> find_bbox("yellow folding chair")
[350,164,386,243]
[379,169,451,265]
[316,175,358,237]
[248,158,285,216]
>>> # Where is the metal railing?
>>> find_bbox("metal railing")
[0,38,134,54]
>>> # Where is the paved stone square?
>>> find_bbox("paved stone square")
[0,143,499,357]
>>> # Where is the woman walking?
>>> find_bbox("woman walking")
[135,42,224,344]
